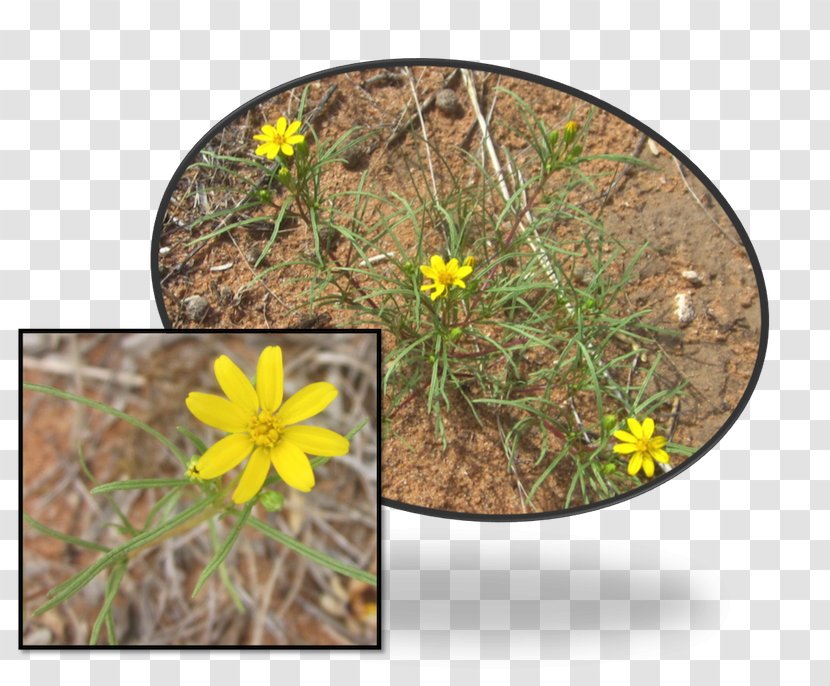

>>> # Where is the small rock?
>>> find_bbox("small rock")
[341,146,369,170]
[674,292,695,326]
[218,285,234,305]
[647,138,661,156]
[246,245,264,265]
[435,88,462,117]
[574,266,595,286]
[681,270,704,287]
[183,295,210,322]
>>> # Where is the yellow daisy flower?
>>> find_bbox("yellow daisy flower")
[253,117,305,159]
[419,255,474,301]
[613,417,669,478]
[186,346,349,504]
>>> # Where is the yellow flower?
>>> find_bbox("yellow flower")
[419,255,474,301]
[613,417,669,478]
[253,117,305,159]
[186,346,349,504]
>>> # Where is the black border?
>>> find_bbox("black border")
[149,58,769,523]
[19,328,382,650]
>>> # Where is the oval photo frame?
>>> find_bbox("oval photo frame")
[151,59,768,522]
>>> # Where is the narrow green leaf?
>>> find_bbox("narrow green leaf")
[89,561,127,645]
[246,516,376,587]
[177,426,208,455]
[23,513,109,553]
[192,500,254,598]
[77,445,137,535]
[209,519,245,613]
[91,478,190,494]
[35,497,216,617]
[23,382,187,467]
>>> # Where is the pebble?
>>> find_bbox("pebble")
[681,270,704,287]
[183,295,210,322]
[674,292,695,326]
[218,285,234,305]
[246,245,264,265]
[435,88,462,116]
[574,266,596,286]
[340,146,369,170]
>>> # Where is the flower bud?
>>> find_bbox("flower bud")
[259,491,285,512]
[463,255,476,269]
[601,414,618,434]
[448,327,463,341]
[547,129,559,150]
[185,456,202,481]
[564,120,579,143]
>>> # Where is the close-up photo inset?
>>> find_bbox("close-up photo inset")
[20,330,379,648]
[152,61,766,519]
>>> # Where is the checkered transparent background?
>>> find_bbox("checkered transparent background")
[2,0,827,683]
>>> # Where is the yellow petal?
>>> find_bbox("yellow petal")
[196,433,254,479]
[627,453,643,476]
[641,417,655,440]
[282,426,349,457]
[232,448,272,503]
[420,283,436,292]
[277,382,338,426]
[255,143,270,156]
[430,285,445,300]
[613,430,637,443]
[430,255,445,272]
[267,147,278,160]
[613,442,638,454]
[261,124,277,137]
[214,355,258,414]
[253,133,269,141]
[627,417,643,439]
[650,435,667,449]
[271,440,315,492]
[420,265,437,279]
[649,447,670,463]
[185,392,251,433]
[286,133,305,145]
[286,120,302,137]
[452,278,467,289]
[256,346,283,413]
[446,257,460,272]
[642,456,655,477]
[456,265,473,279]
[275,117,287,136]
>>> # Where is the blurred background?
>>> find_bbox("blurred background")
[21,331,378,647]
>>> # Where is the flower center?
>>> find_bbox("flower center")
[248,409,282,447]
[272,132,287,146]
[437,270,455,286]
[635,438,649,453]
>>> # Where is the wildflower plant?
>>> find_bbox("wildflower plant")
[165,73,696,512]
[22,341,375,646]
[179,87,374,275]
